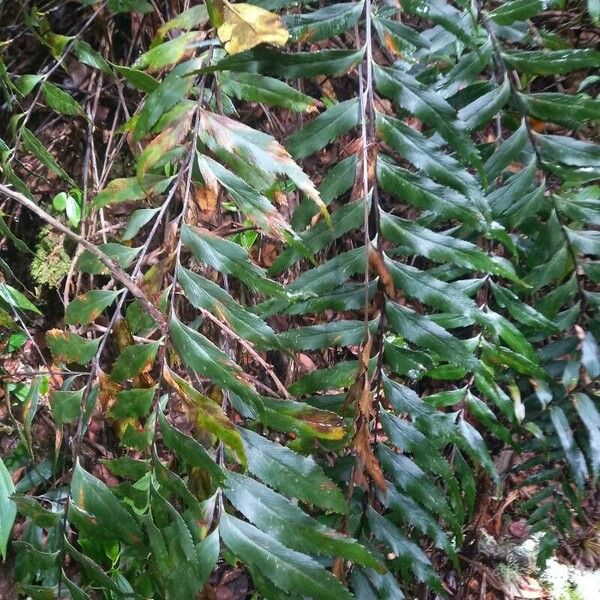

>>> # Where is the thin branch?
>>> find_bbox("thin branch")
[199,307,291,400]
[0,183,168,334]
[8,5,103,164]
[358,40,372,333]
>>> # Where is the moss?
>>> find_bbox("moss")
[560,586,585,600]
[30,226,71,289]
[498,561,522,586]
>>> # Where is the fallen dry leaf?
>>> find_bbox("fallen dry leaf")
[217,1,289,55]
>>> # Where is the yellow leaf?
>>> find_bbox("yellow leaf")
[163,366,247,467]
[217,1,289,55]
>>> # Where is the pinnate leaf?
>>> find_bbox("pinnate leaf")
[163,366,246,467]
[239,427,346,513]
[65,290,121,326]
[0,457,16,561]
[220,513,354,600]
[224,471,381,568]
[111,341,160,382]
[46,330,100,365]
[70,461,143,546]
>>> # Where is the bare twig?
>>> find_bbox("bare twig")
[357,19,372,333]
[199,307,290,399]
[0,183,168,334]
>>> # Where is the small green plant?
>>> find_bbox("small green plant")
[52,190,82,229]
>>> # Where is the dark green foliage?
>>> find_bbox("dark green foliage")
[1,0,600,598]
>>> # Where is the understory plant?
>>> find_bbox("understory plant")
[1,0,600,598]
